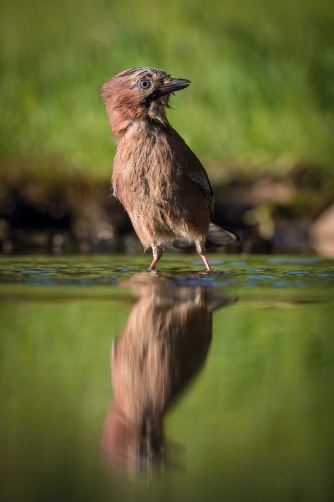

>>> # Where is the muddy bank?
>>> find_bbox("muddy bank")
[0,163,333,256]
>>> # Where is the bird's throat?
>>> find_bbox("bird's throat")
[146,100,168,125]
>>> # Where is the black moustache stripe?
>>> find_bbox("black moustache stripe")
[144,89,166,108]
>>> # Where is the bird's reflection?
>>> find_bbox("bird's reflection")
[101,273,235,475]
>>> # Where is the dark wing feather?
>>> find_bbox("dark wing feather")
[170,128,239,245]
[189,173,239,245]
[189,171,214,215]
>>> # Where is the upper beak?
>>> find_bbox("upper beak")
[144,77,191,106]
[158,78,191,96]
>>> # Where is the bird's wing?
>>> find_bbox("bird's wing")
[182,152,238,244]
[170,128,215,214]
[189,171,212,197]
[189,171,214,213]
[175,136,239,244]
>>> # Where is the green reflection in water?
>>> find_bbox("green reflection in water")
[0,255,333,502]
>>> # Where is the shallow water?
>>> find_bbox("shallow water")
[1,254,334,502]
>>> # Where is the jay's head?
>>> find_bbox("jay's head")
[100,67,190,136]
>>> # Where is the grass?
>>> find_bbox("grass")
[1,0,334,180]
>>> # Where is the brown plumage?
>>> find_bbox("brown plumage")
[100,67,238,270]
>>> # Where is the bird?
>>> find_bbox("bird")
[100,67,238,271]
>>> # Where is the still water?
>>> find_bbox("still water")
[1,255,334,502]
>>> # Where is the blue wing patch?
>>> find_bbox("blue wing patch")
[190,172,212,198]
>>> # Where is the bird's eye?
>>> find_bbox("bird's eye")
[139,79,151,90]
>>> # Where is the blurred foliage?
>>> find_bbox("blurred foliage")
[0,0,334,179]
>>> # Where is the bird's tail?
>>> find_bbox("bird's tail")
[172,221,239,249]
[206,220,239,247]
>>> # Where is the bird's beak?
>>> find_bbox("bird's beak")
[157,78,191,97]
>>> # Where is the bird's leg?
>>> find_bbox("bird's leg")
[148,243,163,271]
[200,254,212,271]
[196,239,212,271]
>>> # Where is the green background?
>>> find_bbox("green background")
[1,0,334,180]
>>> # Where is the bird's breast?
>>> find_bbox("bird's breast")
[113,128,179,206]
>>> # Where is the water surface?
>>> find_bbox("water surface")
[1,255,334,501]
